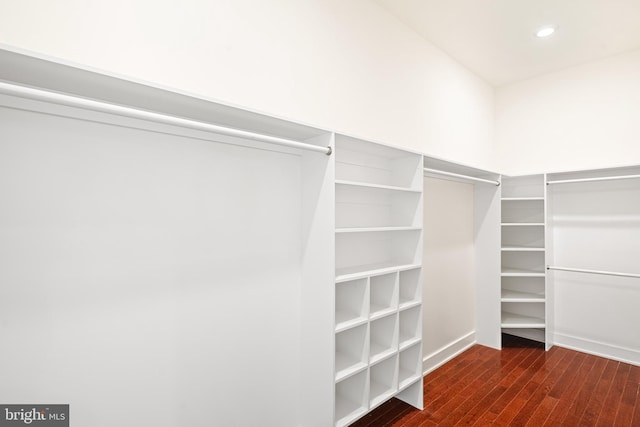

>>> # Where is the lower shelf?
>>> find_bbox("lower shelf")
[501,311,545,328]
[502,328,546,344]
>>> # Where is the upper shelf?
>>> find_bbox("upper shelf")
[336,226,421,234]
[501,197,544,201]
[335,180,421,193]
[336,262,420,283]
[335,135,422,191]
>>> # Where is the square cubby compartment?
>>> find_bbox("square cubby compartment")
[399,306,421,350]
[399,268,421,309]
[369,313,398,364]
[335,278,368,332]
[369,354,398,409]
[335,370,368,427]
[370,272,398,319]
[398,342,421,390]
[335,323,368,382]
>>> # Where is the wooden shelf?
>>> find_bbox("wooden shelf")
[501,289,545,302]
[501,311,545,328]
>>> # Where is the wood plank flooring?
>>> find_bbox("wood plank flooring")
[351,334,640,426]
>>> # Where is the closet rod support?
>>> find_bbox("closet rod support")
[423,167,500,186]
[546,174,640,185]
[0,81,332,156]
[547,266,640,279]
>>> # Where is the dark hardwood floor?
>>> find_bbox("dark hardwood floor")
[351,334,640,426]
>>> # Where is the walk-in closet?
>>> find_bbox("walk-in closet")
[1,1,640,426]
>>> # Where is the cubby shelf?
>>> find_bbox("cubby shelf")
[501,197,544,201]
[336,262,421,283]
[335,371,368,427]
[501,223,545,226]
[334,135,423,425]
[369,356,398,409]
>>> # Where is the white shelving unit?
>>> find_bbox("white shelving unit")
[500,175,550,348]
[334,135,423,426]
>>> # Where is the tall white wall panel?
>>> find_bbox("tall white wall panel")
[549,179,640,365]
[0,105,304,426]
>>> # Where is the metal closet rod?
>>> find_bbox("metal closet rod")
[547,266,640,279]
[423,167,500,186]
[0,81,332,156]
[547,174,640,185]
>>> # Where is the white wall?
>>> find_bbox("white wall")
[0,0,495,171]
[0,101,306,426]
[422,178,476,371]
[496,49,640,176]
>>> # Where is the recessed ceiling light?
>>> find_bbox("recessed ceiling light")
[535,26,557,38]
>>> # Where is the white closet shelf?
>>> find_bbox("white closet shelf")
[398,300,421,311]
[335,226,421,233]
[398,376,422,393]
[370,381,397,409]
[501,246,545,252]
[334,398,367,427]
[369,346,397,365]
[501,312,545,328]
[336,262,421,282]
[335,356,368,383]
[501,197,544,201]
[399,337,421,351]
[370,305,397,321]
[335,179,421,193]
[501,290,545,302]
[501,269,545,277]
[398,368,421,390]
[335,312,368,333]
[501,223,545,227]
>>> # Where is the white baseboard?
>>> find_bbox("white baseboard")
[423,331,476,375]
[553,332,640,367]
